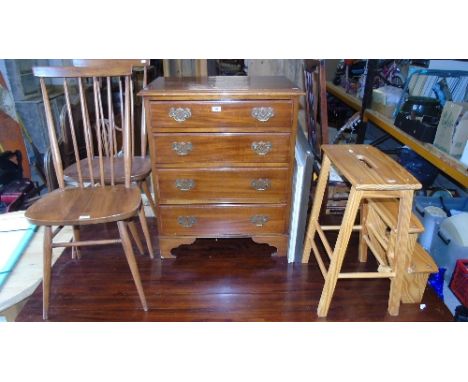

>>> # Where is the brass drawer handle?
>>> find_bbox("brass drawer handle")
[251,178,271,191]
[251,141,272,156]
[169,107,192,122]
[250,215,269,227]
[175,178,195,191]
[251,107,275,122]
[172,141,193,156]
[177,216,197,228]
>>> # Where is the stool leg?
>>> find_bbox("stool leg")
[387,190,414,316]
[317,188,363,317]
[302,154,331,263]
[358,200,369,262]
[401,234,419,303]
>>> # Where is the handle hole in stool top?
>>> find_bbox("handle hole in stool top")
[356,154,375,170]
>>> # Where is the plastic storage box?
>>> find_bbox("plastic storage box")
[414,196,468,250]
[430,213,468,281]
[450,259,468,307]
[414,196,468,220]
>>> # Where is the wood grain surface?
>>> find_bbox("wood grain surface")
[64,156,152,183]
[14,218,453,322]
[322,144,421,190]
[142,76,300,258]
[151,132,291,165]
[158,204,288,236]
[150,100,292,131]
[139,76,304,98]
[156,167,289,204]
[25,185,141,226]
[33,66,132,78]
[368,199,424,234]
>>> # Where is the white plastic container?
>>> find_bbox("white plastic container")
[430,212,468,279]
[418,206,447,250]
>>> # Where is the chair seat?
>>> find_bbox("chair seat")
[63,156,152,184]
[25,186,142,226]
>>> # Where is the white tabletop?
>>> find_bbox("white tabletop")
[0,211,72,312]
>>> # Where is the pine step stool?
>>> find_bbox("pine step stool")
[301,144,421,317]
[360,198,438,304]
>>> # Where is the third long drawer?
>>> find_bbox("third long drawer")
[156,167,290,204]
[158,204,288,236]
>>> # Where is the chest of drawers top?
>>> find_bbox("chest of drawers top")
[138,76,303,100]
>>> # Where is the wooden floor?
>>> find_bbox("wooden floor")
[16,218,453,322]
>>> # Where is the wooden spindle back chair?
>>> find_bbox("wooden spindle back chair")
[72,59,150,154]
[25,65,152,319]
[69,59,157,216]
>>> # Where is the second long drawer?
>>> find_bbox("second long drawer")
[156,167,290,204]
[151,132,292,166]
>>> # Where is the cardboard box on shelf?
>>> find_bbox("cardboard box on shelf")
[460,141,468,166]
[433,101,468,157]
[371,101,396,119]
[371,86,403,120]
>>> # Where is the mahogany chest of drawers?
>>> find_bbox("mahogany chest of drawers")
[140,76,303,258]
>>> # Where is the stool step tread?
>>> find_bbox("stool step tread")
[409,243,438,274]
[369,199,424,234]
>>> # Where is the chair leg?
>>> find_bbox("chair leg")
[43,226,53,320]
[72,225,81,260]
[302,154,332,263]
[117,220,148,311]
[128,220,145,255]
[317,188,363,318]
[138,206,155,259]
[141,178,157,217]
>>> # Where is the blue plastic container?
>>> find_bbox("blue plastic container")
[428,268,446,300]
[414,196,468,221]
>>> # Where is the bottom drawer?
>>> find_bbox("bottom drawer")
[159,204,288,236]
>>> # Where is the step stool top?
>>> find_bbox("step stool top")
[322,145,421,191]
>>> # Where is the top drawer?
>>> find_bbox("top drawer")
[149,100,293,132]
